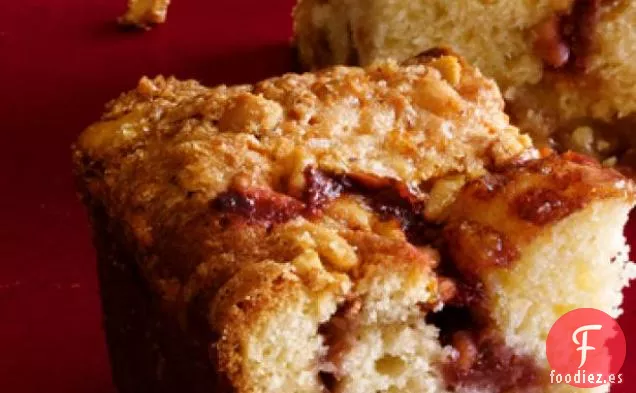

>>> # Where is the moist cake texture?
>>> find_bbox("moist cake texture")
[294,0,636,165]
[74,55,635,393]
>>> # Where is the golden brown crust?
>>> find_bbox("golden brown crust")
[74,56,531,293]
[445,151,635,277]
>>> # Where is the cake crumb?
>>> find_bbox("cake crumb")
[118,0,171,29]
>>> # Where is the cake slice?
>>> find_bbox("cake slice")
[293,0,636,164]
[73,53,634,393]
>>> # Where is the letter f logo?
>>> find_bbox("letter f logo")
[572,324,602,368]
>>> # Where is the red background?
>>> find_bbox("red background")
[0,1,633,392]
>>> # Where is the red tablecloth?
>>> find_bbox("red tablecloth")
[0,1,633,392]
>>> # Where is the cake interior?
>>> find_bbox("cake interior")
[211,165,633,393]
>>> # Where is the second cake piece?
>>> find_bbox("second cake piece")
[294,0,636,163]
